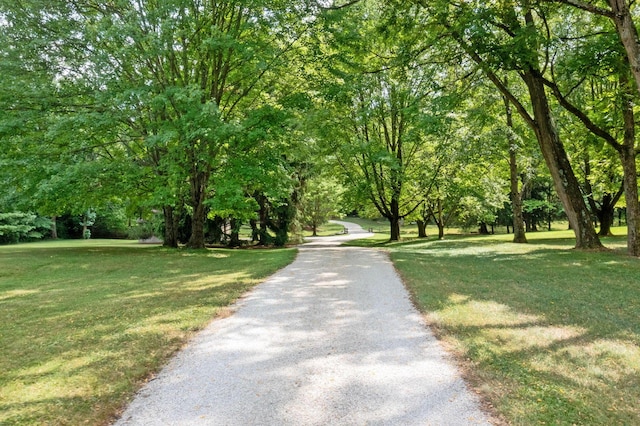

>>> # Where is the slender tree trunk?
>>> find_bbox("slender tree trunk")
[389,198,401,241]
[621,149,640,256]
[250,219,259,242]
[436,198,445,240]
[256,192,269,245]
[522,69,602,249]
[619,73,640,256]
[163,206,179,248]
[187,170,209,249]
[505,97,528,243]
[50,216,58,239]
[312,222,318,237]
[416,220,427,238]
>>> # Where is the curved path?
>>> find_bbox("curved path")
[115,221,493,425]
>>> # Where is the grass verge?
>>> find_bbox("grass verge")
[381,232,640,425]
[0,239,296,425]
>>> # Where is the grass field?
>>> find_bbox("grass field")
[0,239,296,425]
[302,221,346,237]
[342,221,640,425]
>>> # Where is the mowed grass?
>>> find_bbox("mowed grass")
[364,229,640,425]
[0,239,296,425]
[302,221,346,237]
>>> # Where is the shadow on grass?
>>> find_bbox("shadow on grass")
[0,245,296,425]
[392,239,640,425]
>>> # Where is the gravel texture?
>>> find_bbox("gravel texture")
[114,221,493,425]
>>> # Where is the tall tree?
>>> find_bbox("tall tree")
[1,1,313,248]
[396,0,602,249]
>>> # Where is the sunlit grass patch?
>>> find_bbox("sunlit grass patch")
[0,241,296,425]
[302,221,346,237]
[391,234,640,425]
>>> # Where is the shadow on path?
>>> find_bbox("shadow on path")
[115,221,493,425]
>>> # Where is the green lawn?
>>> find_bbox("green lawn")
[0,239,296,425]
[302,221,346,237]
[343,223,640,425]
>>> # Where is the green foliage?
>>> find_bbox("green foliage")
[301,177,344,235]
[0,212,50,244]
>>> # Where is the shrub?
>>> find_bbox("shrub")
[0,212,51,244]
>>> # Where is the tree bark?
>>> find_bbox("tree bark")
[389,198,401,241]
[416,220,427,238]
[505,95,528,244]
[50,216,58,239]
[608,0,640,97]
[479,222,490,235]
[163,206,179,248]
[229,218,241,247]
[522,69,602,249]
[434,198,445,240]
[390,216,401,241]
[187,169,209,249]
[618,72,640,255]
[597,194,615,237]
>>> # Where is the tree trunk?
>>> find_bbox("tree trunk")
[509,148,528,244]
[389,198,401,241]
[621,151,640,256]
[163,206,179,248]
[522,69,602,249]
[312,222,318,237]
[437,198,445,239]
[598,197,615,237]
[505,94,528,243]
[187,170,209,249]
[416,220,427,238]
[256,192,269,245]
[619,73,640,256]
[250,219,259,242]
[229,218,241,247]
[479,222,490,235]
[608,0,640,98]
[50,216,58,239]
[390,216,401,241]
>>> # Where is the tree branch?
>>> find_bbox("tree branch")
[543,0,614,18]
[540,74,622,151]
[320,0,361,10]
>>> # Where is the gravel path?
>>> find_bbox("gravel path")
[115,221,493,425]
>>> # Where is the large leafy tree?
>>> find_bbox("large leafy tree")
[313,2,451,240]
[1,1,313,248]
[388,0,603,249]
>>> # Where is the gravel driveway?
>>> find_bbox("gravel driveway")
[115,221,493,425]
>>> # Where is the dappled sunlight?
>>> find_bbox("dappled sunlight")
[391,229,640,424]
[182,272,254,292]
[0,289,40,301]
[121,291,166,301]
[535,339,640,386]
[1,242,297,424]
[481,325,585,354]
[206,252,231,258]
[398,239,575,259]
[435,296,540,328]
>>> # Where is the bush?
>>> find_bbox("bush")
[0,212,51,244]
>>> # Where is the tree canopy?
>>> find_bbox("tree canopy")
[2,0,639,254]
